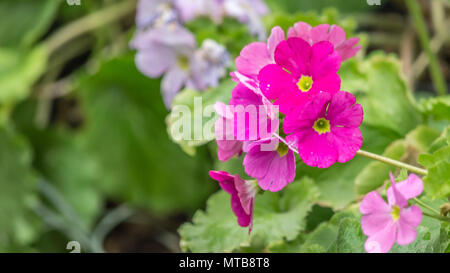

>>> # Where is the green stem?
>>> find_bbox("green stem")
[413,198,440,215]
[42,0,136,55]
[422,211,450,223]
[405,0,447,95]
[356,150,428,176]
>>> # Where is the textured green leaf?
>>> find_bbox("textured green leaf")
[341,52,422,137]
[0,0,60,48]
[355,125,440,195]
[0,126,40,250]
[418,145,450,199]
[166,80,234,155]
[0,46,48,105]
[77,54,215,214]
[179,177,320,252]
[419,95,450,121]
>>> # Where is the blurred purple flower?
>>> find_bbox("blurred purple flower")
[223,0,269,40]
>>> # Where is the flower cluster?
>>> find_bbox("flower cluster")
[211,22,362,231]
[130,0,269,108]
[360,173,424,253]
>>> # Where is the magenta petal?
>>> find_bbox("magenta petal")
[274,38,311,76]
[327,91,363,127]
[364,222,396,253]
[297,131,337,168]
[399,205,422,227]
[209,170,236,195]
[329,127,362,163]
[310,24,333,44]
[360,191,391,214]
[287,22,312,41]
[258,64,297,101]
[229,83,262,107]
[387,174,424,201]
[396,221,417,246]
[231,194,251,227]
[234,176,257,215]
[311,73,341,96]
[243,139,296,192]
[267,26,285,60]
[217,140,243,162]
[310,41,341,79]
[326,25,346,46]
[361,213,393,237]
[336,37,361,61]
[235,42,272,77]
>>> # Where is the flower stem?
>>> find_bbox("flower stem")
[356,150,428,176]
[422,211,450,223]
[42,0,137,55]
[405,0,447,95]
[413,198,441,215]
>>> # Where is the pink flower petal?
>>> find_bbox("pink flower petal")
[267,26,285,60]
[336,37,361,61]
[243,138,296,192]
[310,41,341,79]
[330,127,362,163]
[287,22,312,41]
[360,191,391,214]
[386,174,424,201]
[274,38,311,77]
[297,130,337,168]
[217,139,243,162]
[364,222,396,253]
[235,42,272,77]
[387,172,409,208]
[399,205,422,227]
[258,64,297,101]
[396,218,418,245]
[327,91,363,128]
[361,212,393,236]
[327,25,346,46]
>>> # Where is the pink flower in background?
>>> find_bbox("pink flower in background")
[287,22,361,61]
[360,173,424,253]
[243,138,295,192]
[209,170,258,232]
[258,37,341,114]
[283,91,363,168]
[214,83,279,162]
[235,26,285,80]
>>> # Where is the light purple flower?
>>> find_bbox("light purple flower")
[136,0,180,29]
[174,0,224,23]
[360,173,424,253]
[243,137,296,192]
[223,0,269,40]
[209,170,257,232]
[190,39,230,90]
[130,25,196,108]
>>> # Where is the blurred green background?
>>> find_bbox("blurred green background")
[0,0,448,252]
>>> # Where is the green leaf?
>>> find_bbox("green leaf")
[166,79,234,155]
[419,95,450,121]
[341,52,422,137]
[355,140,405,195]
[0,0,60,49]
[77,53,215,214]
[0,126,40,250]
[0,46,48,105]
[252,177,320,245]
[328,218,365,253]
[418,144,450,199]
[179,177,320,252]
[179,191,249,252]
[355,125,440,195]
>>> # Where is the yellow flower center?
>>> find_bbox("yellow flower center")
[276,142,290,157]
[313,118,330,135]
[391,205,401,221]
[177,55,190,71]
[297,75,313,92]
